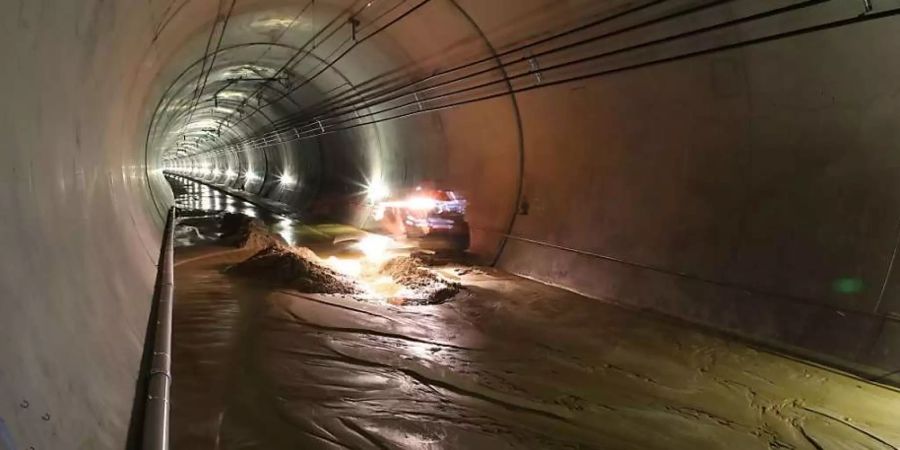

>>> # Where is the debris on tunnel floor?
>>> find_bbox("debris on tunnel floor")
[226,245,361,295]
[173,238,900,450]
[408,250,471,267]
[219,212,287,250]
[378,255,462,305]
[201,209,468,305]
[223,240,465,305]
[165,175,900,449]
[452,266,488,277]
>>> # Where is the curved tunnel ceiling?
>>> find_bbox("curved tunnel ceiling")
[5,0,900,447]
[146,0,530,245]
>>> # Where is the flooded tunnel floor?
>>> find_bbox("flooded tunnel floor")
[167,176,900,449]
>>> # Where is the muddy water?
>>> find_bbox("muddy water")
[167,176,900,449]
[168,175,260,218]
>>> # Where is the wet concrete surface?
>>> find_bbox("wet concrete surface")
[167,175,900,449]
[167,175,358,249]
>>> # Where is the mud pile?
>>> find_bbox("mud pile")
[227,245,359,295]
[453,267,487,276]
[379,256,461,304]
[219,212,286,249]
[409,250,468,267]
[408,251,486,276]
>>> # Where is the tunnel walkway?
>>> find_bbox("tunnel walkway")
[167,176,900,450]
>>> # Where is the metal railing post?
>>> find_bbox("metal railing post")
[143,206,176,450]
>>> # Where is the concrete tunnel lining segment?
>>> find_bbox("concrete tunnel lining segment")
[3,0,900,447]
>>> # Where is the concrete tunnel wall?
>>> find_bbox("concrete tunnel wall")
[4,0,900,448]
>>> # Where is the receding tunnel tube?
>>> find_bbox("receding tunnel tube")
[5,0,900,448]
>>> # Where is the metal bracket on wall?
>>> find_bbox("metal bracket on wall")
[350,18,360,41]
[863,0,874,13]
[413,92,424,111]
[527,52,543,84]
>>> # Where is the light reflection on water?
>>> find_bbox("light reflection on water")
[275,216,296,246]
[167,174,298,244]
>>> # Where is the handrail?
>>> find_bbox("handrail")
[143,206,176,450]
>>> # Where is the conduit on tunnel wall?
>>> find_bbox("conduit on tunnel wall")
[5,0,900,448]
[147,0,525,260]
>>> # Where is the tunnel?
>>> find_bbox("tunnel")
[3,0,900,448]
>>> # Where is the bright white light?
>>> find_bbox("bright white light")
[375,194,439,214]
[325,256,362,277]
[211,168,222,177]
[221,65,273,80]
[224,169,237,178]
[179,119,221,132]
[216,91,246,101]
[354,234,394,262]
[366,180,390,202]
[279,173,296,185]
[275,216,295,246]
[251,17,297,30]
[406,196,438,211]
[373,204,386,221]
[244,172,260,181]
